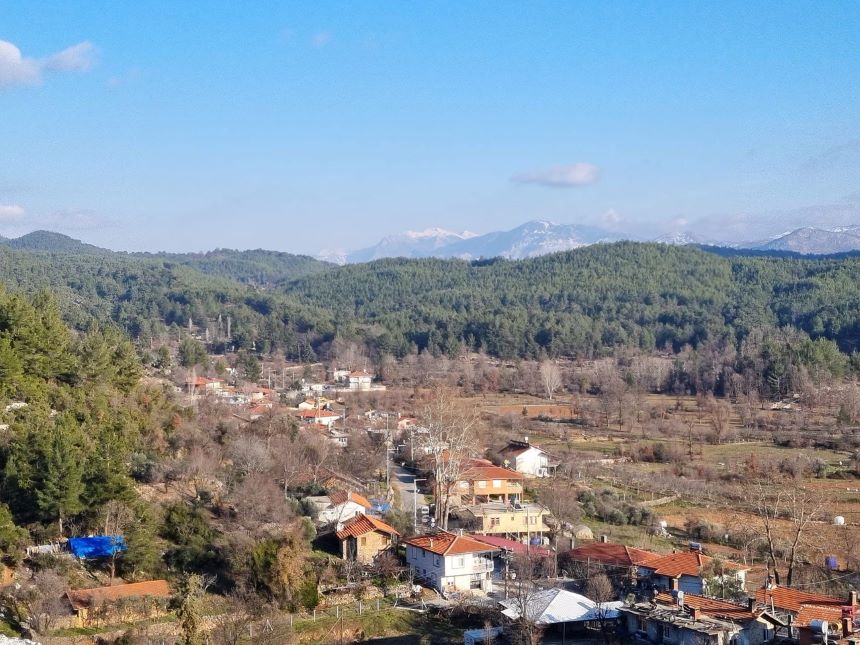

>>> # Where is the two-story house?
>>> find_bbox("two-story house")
[451,462,525,506]
[499,438,558,478]
[348,370,373,390]
[404,531,498,594]
[463,502,551,541]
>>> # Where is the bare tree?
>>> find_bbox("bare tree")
[539,360,562,401]
[417,387,479,529]
[101,499,136,582]
[585,572,616,642]
[752,480,824,587]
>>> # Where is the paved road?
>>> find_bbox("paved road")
[391,463,428,529]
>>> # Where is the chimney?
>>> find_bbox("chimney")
[691,607,701,622]
[748,598,756,612]
[850,591,858,606]
[600,534,609,543]
[429,538,433,548]
[843,617,852,636]
[671,578,680,591]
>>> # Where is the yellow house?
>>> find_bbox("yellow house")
[336,513,400,564]
[465,502,550,540]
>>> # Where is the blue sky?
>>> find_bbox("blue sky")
[1,1,859,253]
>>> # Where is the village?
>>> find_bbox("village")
[6,340,857,645]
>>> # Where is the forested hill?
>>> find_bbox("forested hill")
[281,242,860,358]
[137,249,332,285]
[0,239,859,362]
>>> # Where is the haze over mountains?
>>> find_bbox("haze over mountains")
[318,220,860,263]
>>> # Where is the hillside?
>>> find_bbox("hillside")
[0,240,859,362]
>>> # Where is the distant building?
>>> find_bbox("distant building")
[637,550,748,594]
[451,462,525,506]
[65,580,171,628]
[498,438,558,478]
[315,491,374,529]
[348,370,374,390]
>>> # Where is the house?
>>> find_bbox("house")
[462,502,551,540]
[452,462,525,506]
[754,586,855,635]
[619,592,781,645]
[328,428,349,447]
[564,541,658,584]
[403,530,498,594]
[65,580,171,627]
[636,550,748,595]
[185,376,224,393]
[498,438,558,478]
[348,370,374,390]
[336,513,399,564]
[297,408,342,427]
[315,491,374,529]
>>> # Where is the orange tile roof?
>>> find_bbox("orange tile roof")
[639,551,747,578]
[403,531,498,556]
[755,586,845,614]
[336,513,399,539]
[568,542,658,567]
[298,408,340,418]
[66,580,171,611]
[656,592,755,621]
[460,464,525,481]
[349,371,373,377]
[329,491,372,510]
[796,604,846,627]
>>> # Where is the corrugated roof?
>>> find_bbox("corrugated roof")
[403,531,498,556]
[66,580,171,611]
[755,586,845,614]
[655,591,755,621]
[567,542,658,567]
[336,513,399,539]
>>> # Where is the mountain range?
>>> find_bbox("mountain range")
[318,220,860,262]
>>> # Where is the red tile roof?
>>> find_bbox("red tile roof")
[336,514,399,540]
[567,542,658,567]
[638,551,747,578]
[349,371,373,377]
[461,464,525,481]
[796,604,846,627]
[328,491,372,510]
[755,586,845,614]
[298,408,341,418]
[404,531,498,556]
[655,592,755,621]
[67,580,171,611]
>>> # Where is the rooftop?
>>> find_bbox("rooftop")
[404,530,498,556]
[336,513,400,539]
[460,464,525,481]
[66,580,171,611]
[567,542,658,567]
[328,491,373,510]
[655,591,756,621]
[755,586,846,614]
[639,550,748,578]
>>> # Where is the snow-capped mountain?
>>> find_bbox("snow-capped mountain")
[753,226,860,254]
[653,232,700,245]
[345,228,477,263]
[440,220,626,260]
[338,220,626,263]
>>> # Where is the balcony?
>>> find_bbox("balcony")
[472,558,494,574]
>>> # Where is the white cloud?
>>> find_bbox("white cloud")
[312,31,333,48]
[671,217,688,229]
[602,208,623,225]
[0,204,25,221]
[0,39,96,88]
[512,162,600,188]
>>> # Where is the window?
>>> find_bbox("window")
[527,516,538,525]
[489,517,501,527]
[434,556,441,566]
[460,481,468,489]
[360,537,367,546]
[478,480,487,489]
[454,557,465,569]
[492,479,502,488]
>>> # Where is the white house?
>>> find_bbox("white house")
[348,370,373,390]
[313,491,374,529]
[403,531,498,594]
[498,438,557,478]
[297,408,342,427]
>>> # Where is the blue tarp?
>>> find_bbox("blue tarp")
[370,499,391,513]
[68,536,127,559]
